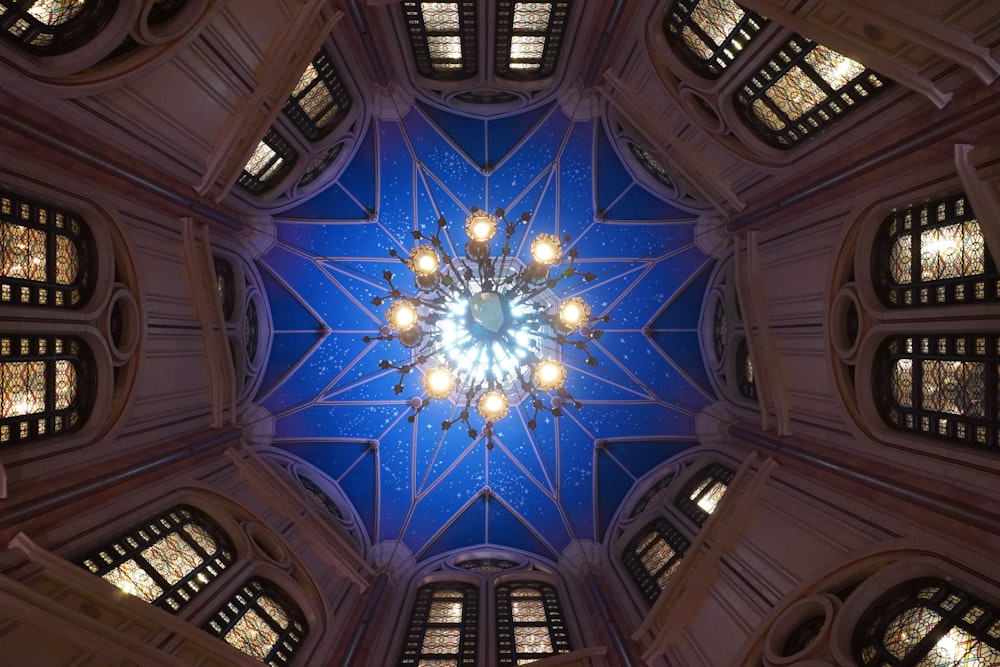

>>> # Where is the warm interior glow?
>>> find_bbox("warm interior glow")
[423,366,454,399]
[531,233,562,265]
[558,297,590,330]
[477,391,509,421]
[465,211,497,242]
[409,245,440,276]
[533,360,566,391]
[387,300,418,332]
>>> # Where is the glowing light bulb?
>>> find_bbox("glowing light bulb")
[531,233,562,265]
[386,300,418,332]
[558,297,591,331]
[423,366,454,399]
[408,245,440,276]
[533,360,566,391]
[465,210,497,242]
[477,391,509,422]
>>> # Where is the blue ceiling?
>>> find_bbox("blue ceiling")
[256,101,714,562]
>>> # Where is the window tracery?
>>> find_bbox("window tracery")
[854,578,1000,666]
[78,505,234,613]
[622,518,689,605]
[735,35,888,148]
[1,189,94,308]
[663,0,766,78]
[1,334,93,447]
[297,474,343,520]
[0,0,114,54]
[238,130,298,196]
[712,299,727,363]
[401,1,477,80]
[399,582,479,666]
[494,1,570,80]
[876,194,998,308]
[877,334,999,451]
[283,49,353,142]
[204,578,307,666]
[630,471,676,517]
[677,463,734,526]
[298,143,344,188]
[495,581,571,666]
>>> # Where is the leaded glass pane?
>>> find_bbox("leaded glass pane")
[879,195,997,307]
[455,558,518,572]
[299,143,344,187]
[678,463,734,526]
[298,475,344,518]
[258,595,291,630]
[622,518,689,605]
[225,608,278,660]
[737,338,756,400]
[514,626,553,654]
[424,627,461,652]
[735,35,888,147]
[79,506,233,613]
[244,300,258,363]
[696,481,726,514]
[429,599,463,623]
[238,130,297,195]
[1,0,112,54]
[283,50,353,142]
[399,582,478,666]
[2,361,46,416]
[631,471,675,516]
[511,599,547,623]
[880,335,999,450]
[496,582,571,666]
[856,579,1000,667]
[495,1,569,80]
[664,0,766,77]
[628,142,675,189]
[402,1,477,79]
[27,0,85,26]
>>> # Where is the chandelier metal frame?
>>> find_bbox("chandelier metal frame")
[365,207,607,444]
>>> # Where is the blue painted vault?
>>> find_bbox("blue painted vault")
[257,102,714,562]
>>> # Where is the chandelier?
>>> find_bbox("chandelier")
[366,207,607,444]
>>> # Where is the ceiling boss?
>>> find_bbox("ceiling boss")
[366,207,608,444]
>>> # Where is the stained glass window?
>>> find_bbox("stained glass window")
[854,578,1000,666]
[713,299,727,362]
[78,505,234,613]
[0,0,114,54]
[1,190,94,308]
[628,142,675,190]
[283,50,353,142]
[677,463,734,526]
[783,615,825,656]
[212,257,235,321]
[664,0,766,78]
[455,558,518,572]
[735,35,889,148]
[244,300,258,363]
[877,334,999,451]
[454,89,519,106]
[737,337,756,400]
[297,474,343,519]
[1,334,92,447]
[496,582,571,666]
[298,143,344,188]
[205,579,307,666]
[622,518,690,605]
[399,582,479,667]
[401,1,477,79]
[876,194,999,308]
[495,2,570,80]
[238,129,298,196]
[630,471,676,517]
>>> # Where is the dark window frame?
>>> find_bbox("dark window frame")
[282,49,353,142]
[237,129,298,196]
[0,0,117,55]
[663,0,767,78]
[204,578,308,666]
[401,1,478,80]
[494,1,570,81]
[495,581,572,666]
[622,517,690,605]
[77,504,234,613]
[398,581,479,667]
[676,462,735,526]
[736,337,756,400]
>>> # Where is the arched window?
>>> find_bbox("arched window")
[622,518,689,605]
[0,0,115,55]
[399,582,479,666]
[735,35,889,148]
[297,474,343,520]
[736,337,757,400]
[628,141,675,190]
[853,578,1000,666]
[204,578,308,666]
[713,299,727,363]
[77,505,234,612]
[495,581,571,666]
[876,194,998,308]
[283,49,353,142]
[631,471,676,517]
[876,334,998,451]
[494,1,570,80]
[401,1,477,80]
[238,129,298,195]
[212,256,235,321]
[1,334,94,447]
[1,189,95,308]
[663,0,767,78]
[677,463,734,526]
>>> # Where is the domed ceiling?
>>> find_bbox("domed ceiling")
[256,100,715,562]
